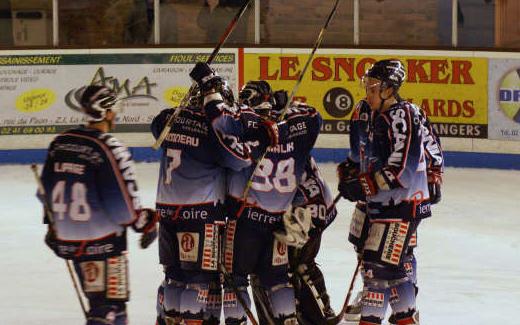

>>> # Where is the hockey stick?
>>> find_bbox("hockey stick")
[215,221,259,325]
[328,256,362,325]
[30,164,88,319]
[152,0,254,150]
[250,274,277,325]
[240,0,342,203]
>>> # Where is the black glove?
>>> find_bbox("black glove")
[189,62,223,93]
[272,90,288,112]
[338,177,366,202]
[140,225,158,249]
[337,159,360,181]
[44,227,60,256]
[428,182,441,205]
[132,208,158,249]
[427,168,442,204]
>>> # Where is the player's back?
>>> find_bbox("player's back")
[227,103,322,214]
[152,107,250,219]
[40,126,139,241]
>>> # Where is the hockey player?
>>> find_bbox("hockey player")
[190,63,322,324]
[337,59,436,325]
[339,97,443,324]
[152,76,279,324]
[39,85,157,325]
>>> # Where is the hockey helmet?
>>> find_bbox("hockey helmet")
[188,84,203,107]
[239,80,273,115]
[364,59,406,91]
[220,80,235,106]
[80,85,120,121]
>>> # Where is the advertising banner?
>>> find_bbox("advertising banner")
[488,59,520,141]
[243,51,488,138]
[0,51,238,135]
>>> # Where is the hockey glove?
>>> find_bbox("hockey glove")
[427,168,443,204]
[189,62,223,93]
[337,159,360,181]
[44,226,60,256]
[140,225,158,249]
[358,173,378,197]
[274,206,312,248]
[338,177,365,202]
[272,89,288,113]
[132,208,158,248]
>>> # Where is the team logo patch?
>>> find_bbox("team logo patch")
[364,223,385,252]
[381,222,409,265]
[178,232,199,263]
[404,262,414,277]
[106,255,128,299]
[80,261,104,293]
[390,287,400,304]
[202,224,219,271]
[272,239,288,266]
[362,291,385,308]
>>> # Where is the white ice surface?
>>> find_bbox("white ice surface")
[1,162,519,325]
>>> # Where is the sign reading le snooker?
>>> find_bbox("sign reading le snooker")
[247,54,487,138]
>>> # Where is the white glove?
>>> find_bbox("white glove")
[274,206,312,248]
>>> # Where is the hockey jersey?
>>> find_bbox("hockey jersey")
[151,106,252,221]
[349,100,432,221]
[222,103,322,219]
[39,126,141,257]
[293,156,337,231]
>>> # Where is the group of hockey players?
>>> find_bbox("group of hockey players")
[38,58,443,325]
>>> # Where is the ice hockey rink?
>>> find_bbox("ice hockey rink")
[1,162,519,325]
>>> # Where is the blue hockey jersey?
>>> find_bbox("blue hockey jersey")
[349,100,433,221]
[222,103,322,218]
[39,127,142,257]
[151,106,252,221]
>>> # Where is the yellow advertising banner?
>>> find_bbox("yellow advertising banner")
[243,52,488,138]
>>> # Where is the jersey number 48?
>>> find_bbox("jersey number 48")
[52,180,91,221]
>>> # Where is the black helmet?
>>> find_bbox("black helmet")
[239,80,273,109]
[79,85,119,121]
[365,59,406,91]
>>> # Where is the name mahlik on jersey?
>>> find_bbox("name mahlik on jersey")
[267,142,294,154]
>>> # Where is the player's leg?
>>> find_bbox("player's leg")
[343,202,369,322]
[359,221,419,324]
[255,235,297,324]
[156,223,185,324]
[289,231,335,324]
[73,255,129,325]
[389,249,419,325]
[175,220,223,324]
[222,220,260,325]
